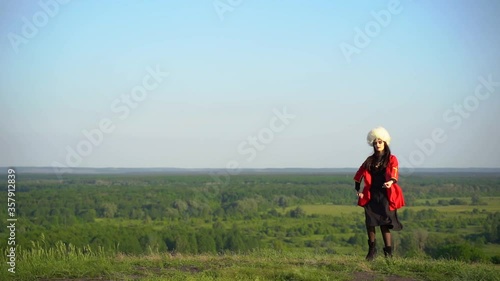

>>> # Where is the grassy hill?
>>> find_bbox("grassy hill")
[3,173,499,280]
[1,244,499,281]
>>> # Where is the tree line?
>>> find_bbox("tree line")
[1,173,499,263]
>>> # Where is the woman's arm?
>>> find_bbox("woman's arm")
[389,155,399,182]
[354,161,366,197]
[384,155,399,188]
[353,160,366,184]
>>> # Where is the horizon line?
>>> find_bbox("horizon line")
[3,166,500,170]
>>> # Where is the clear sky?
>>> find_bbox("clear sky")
[1,0,499,170]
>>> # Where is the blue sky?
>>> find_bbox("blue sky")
[1,0,499,170]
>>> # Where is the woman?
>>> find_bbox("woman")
[353,127,405,260]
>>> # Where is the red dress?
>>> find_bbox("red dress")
[354,154,405,230]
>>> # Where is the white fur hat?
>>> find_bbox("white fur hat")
[366,126,391,146]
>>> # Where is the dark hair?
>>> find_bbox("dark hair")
[364,141,391,171]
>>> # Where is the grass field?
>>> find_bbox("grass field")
[3,173,499,280]
[288,204,361,216]
[291,197,500,216]
[2,246,499,281]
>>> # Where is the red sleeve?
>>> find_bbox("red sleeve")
[389,155,399,182]
[354,161,366,183]
[387,155,404,210]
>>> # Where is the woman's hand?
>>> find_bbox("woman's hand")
[383,180,394,189]
[357,192,364,199]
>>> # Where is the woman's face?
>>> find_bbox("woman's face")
[373,139,385,153]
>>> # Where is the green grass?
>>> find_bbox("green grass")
[3,240,124,280]
[293,197,500,216]
[483,244,500,256]
[1,245,499,281]
[287,204,363,216]
[412,197,500,212]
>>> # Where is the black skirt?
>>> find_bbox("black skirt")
[364,168,403,231]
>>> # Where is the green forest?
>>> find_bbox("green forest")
[1,171,500,266]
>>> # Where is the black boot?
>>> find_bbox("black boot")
[383,246,392,258]
[365,240,377,261]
